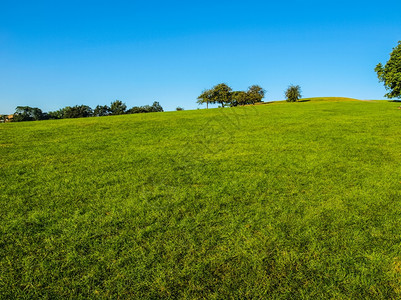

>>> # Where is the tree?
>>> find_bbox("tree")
[176,107,184,111]
[149,101,164,112]
[197,89,214,109]
[13,106,44,122]
[94,105,111,116]
[48,109,64,119]
[375,41,401,99]
[247,85,265,104]
[211,83,232,107]
[285,85,302,102]
[197,83,232,108]
[110,100,127,115]
[126,106,145,114]
[126,101,164,114]
[63,105,93,118]
[230,91,248,106]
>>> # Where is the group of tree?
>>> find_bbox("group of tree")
[197,83,265,108]
[195,41,401,107]
[197,83,306,106]
[12,100,164,122]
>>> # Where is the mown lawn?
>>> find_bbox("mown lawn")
[1,99,401,298]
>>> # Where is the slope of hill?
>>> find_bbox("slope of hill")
[1,100,401,298]
[302,96,361,102]
[257,97,379,105]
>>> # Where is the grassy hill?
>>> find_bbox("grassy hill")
[1,98,401,298]
[300,96,362,102]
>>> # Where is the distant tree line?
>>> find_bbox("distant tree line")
[11,100,164,122]
[197,83,266,108]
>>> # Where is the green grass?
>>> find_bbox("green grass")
[1,98,401,298]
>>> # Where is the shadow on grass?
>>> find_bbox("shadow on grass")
[389,100,401,102]
[298,100,311,103]
[252,101,278,105]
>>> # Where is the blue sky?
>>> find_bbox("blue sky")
[1,0,401,113]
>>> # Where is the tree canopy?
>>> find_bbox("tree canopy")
[375,41,401,99]
[212,83,232,107]
[197,88,214,109]
[285,85,302,102]
[110,100,127,115]
[247,85,266,104]
[94,105,111,117]
[126,101,164,114]
[13,106,45,122]
[63,105,93,118]
[197,83,265,108]
[231,91,248,106]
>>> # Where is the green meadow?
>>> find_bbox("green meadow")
[2,98,401,298]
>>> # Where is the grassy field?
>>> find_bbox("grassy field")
[1,98,401,298]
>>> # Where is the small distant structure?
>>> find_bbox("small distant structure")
[0,114,14,123]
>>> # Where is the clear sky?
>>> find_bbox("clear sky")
[1,0,401,113]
